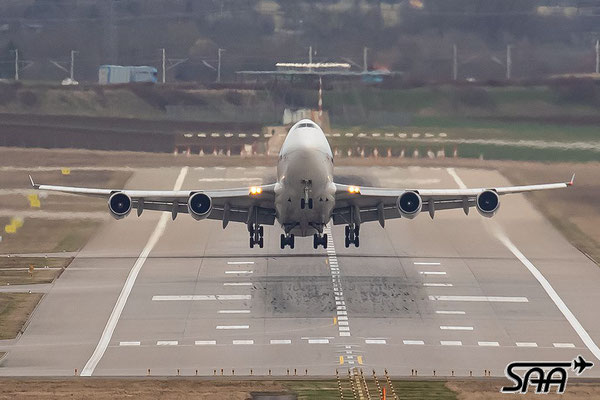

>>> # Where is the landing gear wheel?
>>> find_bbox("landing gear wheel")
[313,234,318,249]
[280,234,285,250]
[290,235,295,249]
[258,237,264,248]
[258,226,264,236]
[300,198,306,209]
[345,236,350,248]
[250,237,255,248]
[323,233,328,249]
[345,225,349,238]
[308,198,313,209]
[354,236,359,247]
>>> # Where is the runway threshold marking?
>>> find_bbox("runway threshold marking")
[429,295,528,303]
[496,231,600,361]
[80,166,189,377]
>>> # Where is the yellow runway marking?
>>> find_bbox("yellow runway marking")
[357,356,364,365]
[334,317,337,325]
[339,356,344,365]
[61,168,71,175]
[28,194,40,208]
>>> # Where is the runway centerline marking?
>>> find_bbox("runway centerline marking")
[216,325,249,330]
[224,282,253,286]
[440,326,473,331]
[516,342,538,347]
[153,295,251,301]
[225,270,253,274]
[414,262,441,265]
[365,339,386,344]
[424,283,453,287]
[218,310,250,314]
[429,295,528,303]
[478,341,500,347]
[420,271,447,275]
[441,341,462,346]
[195,340,216,345]
[157,340,178,346]
[270,339,292,344]
[233,340,254,345]
[553,342,576,348]
[403,340,425,345]
[436,310,466,315]
[119,341,140,346]
[80,166,188,377]
[308,339,329,344]
[227,261,255,265]
[496,231,600,361]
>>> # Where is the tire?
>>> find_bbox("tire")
[280,234,285,249]
[354,225,360,235]
[345,225,349,237]
[323,234,328,249]
[300,198,305,209]
[313,234,318,249]
[259,237,264,248]
[258,226,264,236]
[308,198,313,209]
[354,236,360,247]
[250,237,254,248]
[345,237,350,248]
[290,235,295,249]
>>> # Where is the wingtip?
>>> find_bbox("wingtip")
[567,173,575,186]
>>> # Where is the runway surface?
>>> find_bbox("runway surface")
[1,165,600,377]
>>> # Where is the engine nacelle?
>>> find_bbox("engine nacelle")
[188,192,212,220]
[397,191,422,219]
[108,192,132,220]
[476,190,500,218]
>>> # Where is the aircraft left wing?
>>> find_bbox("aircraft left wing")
[332,175,574,226]
[29,176,277,227]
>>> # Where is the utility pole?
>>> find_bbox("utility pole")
[70,50,77,81]
[452,44,458,81]
[596,40,599,74]
[12,49,18,81]
[506,44,512,80]
[161,48,166,83]
[363,47,368,72]
[217,48,225,83]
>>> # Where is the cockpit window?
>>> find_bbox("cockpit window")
[298,123,316,128]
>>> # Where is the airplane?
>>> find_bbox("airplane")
[30,119,574,250]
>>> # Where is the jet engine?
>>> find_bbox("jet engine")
[108,192,132,219]
[397,191,422,219]
[476,190,500,217]
[188,192,212,220]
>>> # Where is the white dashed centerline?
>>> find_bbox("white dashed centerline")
[516,342,538,348]
[233,340,254,345]
[435,310,466,315]
[216,325,249,330]
[153,295,251,301]
[218,310,250,314]
[441,341,462,346]
[478,341,500,347]
[157,340,178,346]
[553,343,576,348]
[403,340,425,345]
[270,339,292,345]
[440,326,473,331]
[119,341,140,346]
[429,295,528,303]
[424,283,453,287]
[195,340,216,346]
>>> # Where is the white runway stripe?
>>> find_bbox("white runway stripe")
[441,341,462,346]
[227,261,255,265]
[157,341,178,346]
[195,340,216,345]
[270,339,292,344]
[403,340,425,345]
[496,231,600,361]
[119,341,140,346]
[414,262,441,265]
[80,167,189,377]
[225,270,253,274]
[216,325,249,330]
[429,295,528,303]
[153,295,251,301]
[224,282,252,286]
[420,271,447,275]
[365,339,387,344]
[435,310,466,315]
[553,343,576,348]
[440,326,473,331]
[308,339,329,344]
[218,310,250,314]
[233,340,254,345]
[478,341,500,347]
[516,342,538,347]
[424,283,453,287]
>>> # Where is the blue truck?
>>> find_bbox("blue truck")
[98,65,158,85]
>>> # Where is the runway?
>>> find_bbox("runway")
[1,165,600,377]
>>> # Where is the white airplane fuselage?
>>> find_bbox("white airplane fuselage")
[275,119,336,236]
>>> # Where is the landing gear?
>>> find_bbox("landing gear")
[280,233,295,249]
[249,224,264,248]
[300,198,314,209]
[313,233,328,249]
[344,224,360,248]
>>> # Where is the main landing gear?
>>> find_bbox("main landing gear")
[313,233,328,249]
[280,233,295,249]
[249,224,264,248]
[344,224,360,248]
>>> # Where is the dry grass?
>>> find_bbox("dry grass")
[0,257,71,285]
[0,293,43,339]
[447,379,600,399]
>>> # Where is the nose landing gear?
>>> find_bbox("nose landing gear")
[280,233,295,249]
[344,224,360,248]
[249,224,264,248]
[313,233,328,249]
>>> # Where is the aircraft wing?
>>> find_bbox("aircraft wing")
[29,176,277,227]
[331,175,574,226]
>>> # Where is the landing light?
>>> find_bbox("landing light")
[249,186,262,195]
[348,186,361,194]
